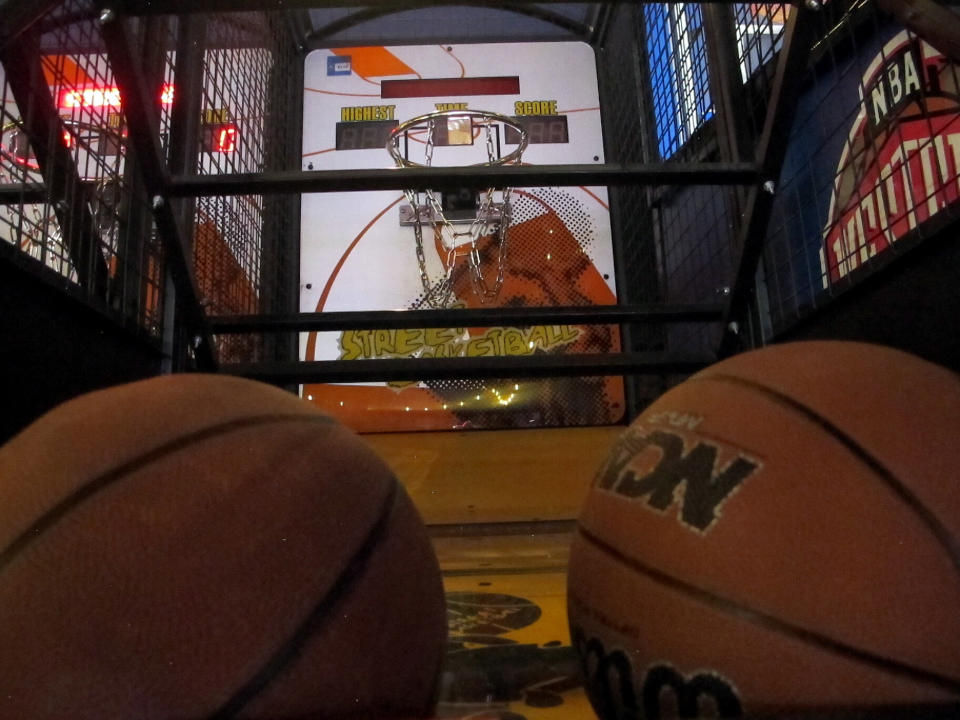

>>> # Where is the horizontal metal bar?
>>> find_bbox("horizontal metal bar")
[209,304,724,333]
[167,163,761,198]
[219,352,713,383]
[0,183,46,205]
[720,4,817,357]
[118,0,773,14]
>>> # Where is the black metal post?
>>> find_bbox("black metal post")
[0,184,46,205]
[260,19,304,365]
[164,14,206,372]
[875,0,960,64]
[702,3,752,168]
[718,4,820,358]
[0,0,63,49]
[98,6,218,370]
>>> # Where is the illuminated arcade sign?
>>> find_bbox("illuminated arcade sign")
[820,33,960,286]
[58,83,175,109]
[53,84,237,153]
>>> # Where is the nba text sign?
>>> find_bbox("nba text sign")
[822,31,960,285]
[299,43,622,432]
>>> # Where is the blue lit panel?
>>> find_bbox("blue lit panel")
[644,3,713,160]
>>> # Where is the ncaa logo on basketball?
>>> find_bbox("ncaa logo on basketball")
[594,415,761,534]
[327,55,351,76]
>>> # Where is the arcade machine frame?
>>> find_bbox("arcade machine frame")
[2,0,960,714]
[4,0,957,431]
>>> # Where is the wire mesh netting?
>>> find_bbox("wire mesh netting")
[191,14,301,363]
[760,0,960,335]
[596,4,660,308]
[0,0,165,336]
[736,2,788,83]
[642,3,714,162]
[3,0,957,401]
[627,3,788,359]
[1,5,301,362]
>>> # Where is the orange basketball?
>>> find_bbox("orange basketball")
[568,341,960,717]
[0,374,446,719]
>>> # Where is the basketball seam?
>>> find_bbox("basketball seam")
[0,413,338,575]
[575,524,960,695]
[207,478,401,719]
[693,373,960,581]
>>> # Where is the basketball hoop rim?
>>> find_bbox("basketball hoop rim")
[386,108,529,169]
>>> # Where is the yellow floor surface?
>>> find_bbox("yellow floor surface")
[369,425,620,719]
[433,531,594,720]
[366,426,623,525]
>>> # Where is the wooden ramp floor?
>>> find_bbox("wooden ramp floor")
[364,426,621,720]
[433,528,593,719]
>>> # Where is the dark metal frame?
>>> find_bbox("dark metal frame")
[0,0,821,399]
[210,303,723,333]
[166,162,762,197]
[0,35,112,296]
[222,351,713,384]
[99,8,218,370]
[718,2,819,357]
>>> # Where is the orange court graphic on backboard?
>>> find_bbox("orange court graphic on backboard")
[300,43,622,432]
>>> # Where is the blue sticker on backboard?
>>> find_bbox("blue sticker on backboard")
[327,55,352,76]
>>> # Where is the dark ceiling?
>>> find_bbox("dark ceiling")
[302,4,610,48]
[0,1,613,53]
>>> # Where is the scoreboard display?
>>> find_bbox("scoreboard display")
[300,42,620,432]
[334,120,398,151]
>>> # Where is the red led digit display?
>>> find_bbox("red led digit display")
[57,83,175,109]
[59,87,121,109]
[505,115,569,144]
[335,120,398,150]
[202,122,238,153]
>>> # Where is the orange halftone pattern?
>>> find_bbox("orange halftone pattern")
[194,219,258,316]
[194,219,259,362]
[420,193,624,429]
[749,3,789,24]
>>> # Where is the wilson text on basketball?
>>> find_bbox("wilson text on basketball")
[571,624,743,719]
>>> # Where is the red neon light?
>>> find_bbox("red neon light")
[14,156,40,170]
[57,83,176,109]
[60,87,121,109]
